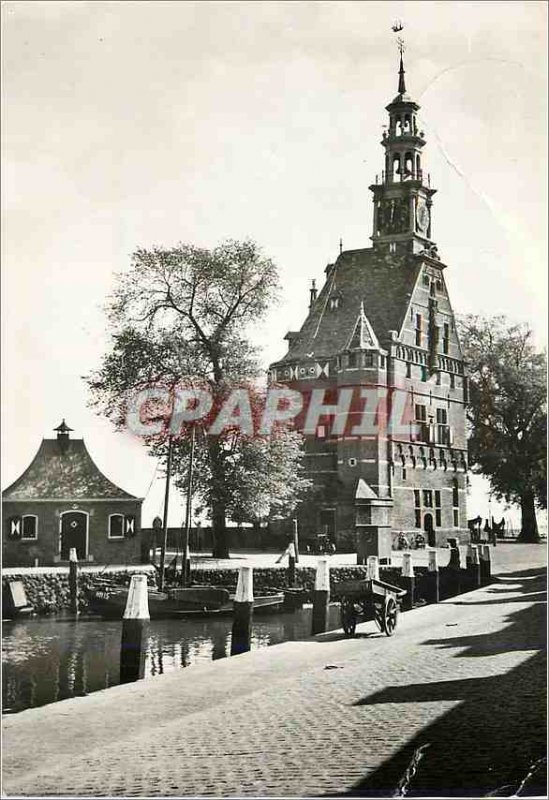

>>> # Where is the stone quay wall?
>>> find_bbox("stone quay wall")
[2,565,156,615]
[192,564,433,599]
[3,561,469,615]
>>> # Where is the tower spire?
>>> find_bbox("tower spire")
[397,37,406,94]
[369,30,437,251]
[398,52,406,94]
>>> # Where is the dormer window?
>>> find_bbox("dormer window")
[329,297,339,310]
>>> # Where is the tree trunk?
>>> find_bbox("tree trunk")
[207,436,230,558]
[517,492,540,543]
[211,500,229,558]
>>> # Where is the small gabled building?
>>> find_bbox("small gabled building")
[2,421,143,567]
[269,51,469,558]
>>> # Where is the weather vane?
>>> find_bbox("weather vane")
[392,20,405,56]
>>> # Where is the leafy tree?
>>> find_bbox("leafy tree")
[87,239,311,557]
[458,315,547,542]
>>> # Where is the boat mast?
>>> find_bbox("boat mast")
[181,424,196,586]
[158,433,173,592]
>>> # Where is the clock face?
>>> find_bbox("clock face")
[417,201,430,233]
[379,198,409,234]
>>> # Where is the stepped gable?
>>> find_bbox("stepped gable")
[280,247,419,362]
[2,437,137,501]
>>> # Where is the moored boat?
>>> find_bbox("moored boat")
[86,583,286,619]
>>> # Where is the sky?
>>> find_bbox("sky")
[2,0,547,528]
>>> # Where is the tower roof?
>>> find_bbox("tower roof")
[346,302,380,350]
[274,248,420,363]
[387,47,419,109]
[2,436,139,501]
[53,419,73,435]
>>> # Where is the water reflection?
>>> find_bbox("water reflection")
[2,605,341,714]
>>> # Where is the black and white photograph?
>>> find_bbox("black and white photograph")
[2,1,547,797]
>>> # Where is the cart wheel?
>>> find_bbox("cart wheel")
[340,599,357,636]
[382,596,399,636]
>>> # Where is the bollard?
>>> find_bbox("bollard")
[231,567,254,656]
[288,542,296,587]
[311,558,330,635]
[466,544,481,590]
[367,555,380,582]
[445,539,462,597]
[427,549,440,603]
[69,548,79,616]
[480,544,492,585]
[401,553,415,611]
[120,574,150,684]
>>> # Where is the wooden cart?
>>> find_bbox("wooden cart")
[333,577,407,637]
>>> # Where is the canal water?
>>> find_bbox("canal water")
[2,605,342,714]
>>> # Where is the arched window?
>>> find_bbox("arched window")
[392,154,401,179]
[416,154,421,178]
[403,114,411,133]
[404,152,414,179]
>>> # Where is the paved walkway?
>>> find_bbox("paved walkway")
[2,544,546,798]
[184,539,543,572]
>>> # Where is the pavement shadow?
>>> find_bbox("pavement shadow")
[322,651,546,798]
[445,589,546,606]
[492,567,547,580]
[421,579,546,658]
[318,571,547,798]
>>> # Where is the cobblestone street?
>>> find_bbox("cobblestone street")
[2,544,546,797]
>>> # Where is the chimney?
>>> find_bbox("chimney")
[309,279,318,308]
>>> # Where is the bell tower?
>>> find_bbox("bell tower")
[370,40,436,253]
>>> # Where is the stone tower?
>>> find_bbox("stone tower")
[269,49,469,559]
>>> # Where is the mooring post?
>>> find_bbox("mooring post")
[480,544,492,585]
[288,542,296,587]
[120,574,150,684]
[311,557,330,635]
[427,549,439,603]
[231,566,254,656]
[292,518,300,564]
[466,544,481,590]
[69,547,79,616]
[401,553,415,611]
[446,539,462,597]
[367,555,380,582]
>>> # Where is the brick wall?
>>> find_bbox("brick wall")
[3,499,142,567]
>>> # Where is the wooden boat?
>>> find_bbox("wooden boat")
[86,583,285,619]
